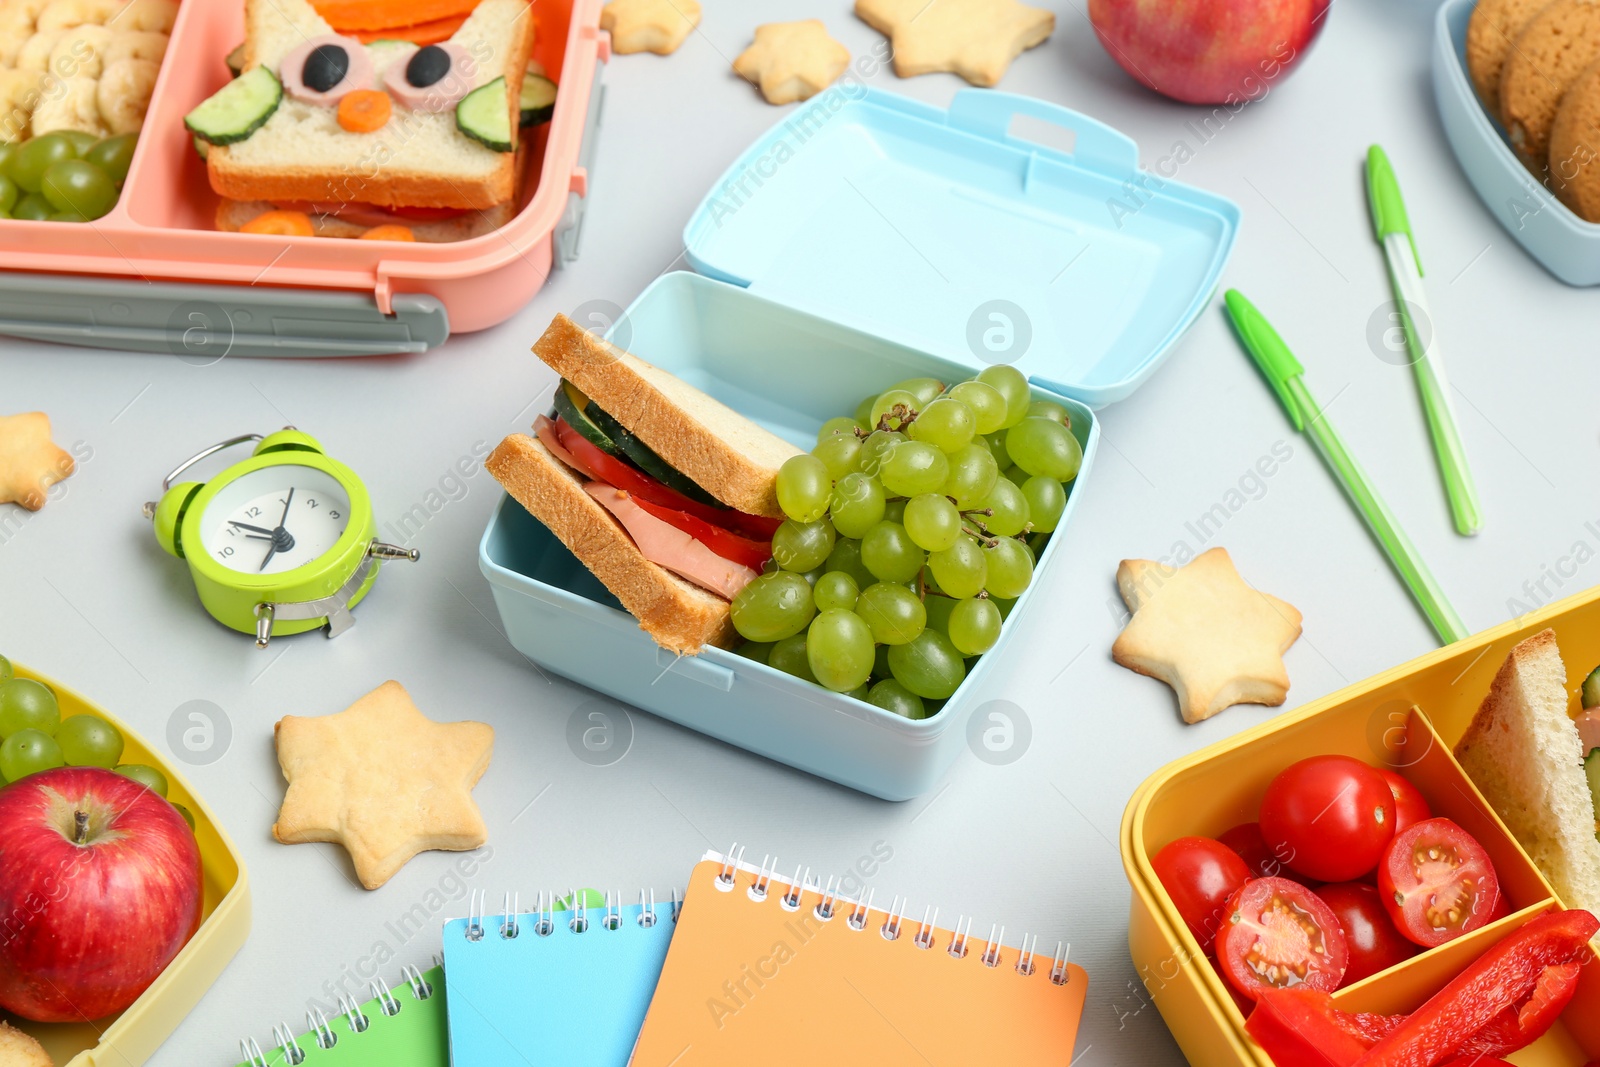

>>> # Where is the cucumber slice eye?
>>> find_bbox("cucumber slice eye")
[1583,665,1600,709]
[186,66,283,146]
[520,71,556,127]
[457,76,515,152]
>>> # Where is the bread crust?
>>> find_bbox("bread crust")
[531,314,801,518]
[486,432,739,654]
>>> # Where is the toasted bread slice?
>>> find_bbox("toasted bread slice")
[208,0,532,210]
[1454,628,1600,915]
[531,314,802,519]
[486,432,738,654]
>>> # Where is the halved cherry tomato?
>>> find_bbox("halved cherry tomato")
[1314,882,1416,985]
[1216,877,1349,1003]
[554,419,782,540]
[1378,817,1501,948]
[1151,837,1252,956]
[1378,768,1432,834]
[1219,822,1319,886]
[630,495,773,572]
[1260,756,1396,882]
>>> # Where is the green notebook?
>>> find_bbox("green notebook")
[235,965,447,1066]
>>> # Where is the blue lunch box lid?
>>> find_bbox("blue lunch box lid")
[682,87,1242,408]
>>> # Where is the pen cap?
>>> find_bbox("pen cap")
[1366,145,1422,273]
[1223,290,1306,432]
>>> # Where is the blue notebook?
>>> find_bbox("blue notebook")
[442,891,678,1066]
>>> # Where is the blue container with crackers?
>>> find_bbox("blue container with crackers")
[478,87,1240,801]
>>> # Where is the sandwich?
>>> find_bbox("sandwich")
[487,315,803,653]
[185,0,537,241]
[1454,628,1600,917]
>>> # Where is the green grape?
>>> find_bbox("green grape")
[949,380,1008,434]
[948,598,1002,655]
[887,630,966,699]
[907,397,975,454]
[50,210,88,223]
[115,763,169,797]
[986,432,1012,471]
[0,654,10,681]
[903,493,960,552]
[85,133,137,184]
[12,193,50,220]
[873,642,892,679]
[813,571,859,612]
[776,454,833,523]
[844,684,871,702]
[882,498,906,524]
[868,679,926,720]
[57,130,98,156]
[771,518,836,572]
[57,714,123,769]
[0,175,16,213]
[1021,475,1066,532]
[940,442,998,507]
[817,416,860,443]
[993,596,1017,619]
[858,430,905,475]
[731,571,816,642]
[853,393,878,427]
[802,565,826,586]
[856,581,926,645]
[860,521,925,584]
[922,593,956,634]
[172,803,196,831]
[0,678,60,738]
[823,537,876,589]
[879,440,949,498]
[928,536,986,599]
[0,729,63,783]
[1006,417,1082,482]
[813,432,862,481]
[734,641,774,662]
[830,472,886,538]
[972,478,1030,537]
[890,377,946,407]
[12,134,75,192]
[0,142,15,178]
[806,610,875,692]
[1028,399,1071,425]
[983,537,1034,599]
[869,389,920,431]
[977,364,1031,427]
[767,633,817,682]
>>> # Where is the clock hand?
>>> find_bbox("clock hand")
[260,488,296,573]
[243,534,272,541]
[278,487,295,530]
[228,521,274,535]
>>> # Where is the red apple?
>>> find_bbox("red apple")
[1088,0,1325,105]
[0,766,202,1022]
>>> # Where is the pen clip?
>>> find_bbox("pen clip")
[1223,290,1305,432]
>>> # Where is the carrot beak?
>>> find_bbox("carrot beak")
[337,89,393,133]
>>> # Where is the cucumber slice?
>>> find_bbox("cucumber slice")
[1587,750,1600,813]
[186,66,282,146]
[552,380,617,454]
[192,135,209,160]
[585,403,726,509]
[225,43,245,78]
[1583,665,1600,708]
[457,76,514,153]
[520,71,556,127]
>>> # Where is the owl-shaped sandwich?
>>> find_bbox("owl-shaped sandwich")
[187,0,534,240]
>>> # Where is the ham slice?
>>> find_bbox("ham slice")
[534,415,595,478]
[584,482,758,601]
[1578,709,1600,756]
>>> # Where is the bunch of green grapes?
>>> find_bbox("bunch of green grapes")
[733,367,1080,719]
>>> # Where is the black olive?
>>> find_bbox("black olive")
[406,45,451,88]
[302,43,350,93]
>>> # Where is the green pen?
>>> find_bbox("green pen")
[1225,289,1469,645]
[1367,145,1483,536]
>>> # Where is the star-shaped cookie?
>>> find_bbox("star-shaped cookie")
[273,681,494,890]
[855,0,1054,87]
[734,20,851,105]
[0,412,73,511]
[601,0,701,55]
[1111,547,1302,724]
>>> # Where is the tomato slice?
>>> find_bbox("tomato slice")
[1378,768,1432,834]
[553,419,781,540]
[1314,882,1416,985]
[630,495,773,572]
[1216,877,1349,1003]
[1377,817,1501,948]
[1151,836,1252,956]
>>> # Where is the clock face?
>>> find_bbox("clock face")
[198,465,354,576]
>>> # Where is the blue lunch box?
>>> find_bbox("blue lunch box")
[478,87,1240,800]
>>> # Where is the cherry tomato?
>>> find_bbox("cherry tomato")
[1378,768,1432,833]
[1314,881,1416,985]
[1260,756,1396,882]
[1378,817,1501,948]
[1218,822,1319,886]
[1215,877,1349,1002]
[1151,836,1252,956]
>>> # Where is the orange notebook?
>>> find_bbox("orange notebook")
[629,852,1089,1066]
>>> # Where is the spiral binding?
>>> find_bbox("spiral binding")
[712,844,1073,986]
[456,884,683,944]
[237,959,441,1065]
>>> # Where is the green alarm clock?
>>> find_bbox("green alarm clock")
[143,429,418,648]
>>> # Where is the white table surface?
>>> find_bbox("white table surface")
[4,0,1597,1063]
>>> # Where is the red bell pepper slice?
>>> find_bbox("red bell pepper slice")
[629,495,774,572]
[1247,989,1367,1067]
